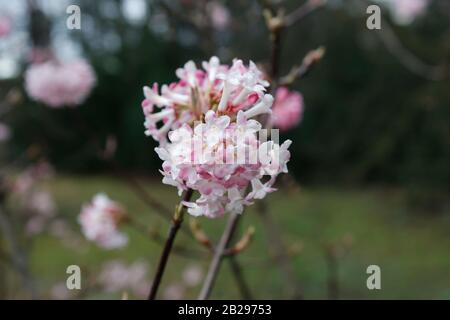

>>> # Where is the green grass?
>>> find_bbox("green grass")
[16,174,450,299]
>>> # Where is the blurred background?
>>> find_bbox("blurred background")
[0,0,449,299]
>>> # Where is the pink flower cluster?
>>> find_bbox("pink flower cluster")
[25,59,96,108]
[155,111,291,218]
[12,162,57,236]
[78,193,128,249]
[141,56,271,144]
[143,57,293,218]
[271,87,304,132]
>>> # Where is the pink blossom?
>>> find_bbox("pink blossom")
[141,57,270,144]
[49,219,84,251]
[207,1,231,30]
[389,0,429,25]
[271,87,304,131]
[156,110,292,218]
[182,264,203,287]
[25,59,96,108]
[98,260,150,298]
[78,193,128,249]
[145,57,293,218]
[12,163,57,236]
[163,283,186,300]
[51,282,73,300]
[13,161,54,194]
[25,191,56,235]
[0,123,11,142]
[0,16,11,38]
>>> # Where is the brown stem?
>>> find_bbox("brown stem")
[284,0,326,27]
[0,205,37,299]
[128,218,205,260]
[279,46,326,86]
[147,188,193,300]
[270,27,283,87]
[198,212,241,300]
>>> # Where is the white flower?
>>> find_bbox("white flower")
[141,57,271,144]
[157,112,291,218]
[78,193,128,249]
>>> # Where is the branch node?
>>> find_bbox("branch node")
[225,225,255,256]
[189,218,213,251]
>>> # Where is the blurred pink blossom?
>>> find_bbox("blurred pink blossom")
[10,163,57,236]
[49,219,84,251]
[163,283,186,300]
[271,87,304,132]
[0,123,11,142]
[25,191,56,235]
[207,1,230,30]
[51,282,72,300]
[25,59,96,108]
[0,16,11,38]
[78,193,128,249]
[13,161,54,194]
[389,0,429,25]
[182,264,203,287]
[98,260,150,298]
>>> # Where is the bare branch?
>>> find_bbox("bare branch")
[284,0,327,27]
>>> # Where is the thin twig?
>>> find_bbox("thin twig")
[279,46,326,86]
[128,218,206,260]
[377,14,446,81]
[260,1,306,300]
[198,212,241,300]
[284,0,326,27]
[359,0,446,81]
[147,188,193,300]
[0,205,37,299]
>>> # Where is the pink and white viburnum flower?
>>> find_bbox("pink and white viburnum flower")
[271,87,304,132]
[155,110,292,218]
[141,56,271,144]
[78,193,128,249]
